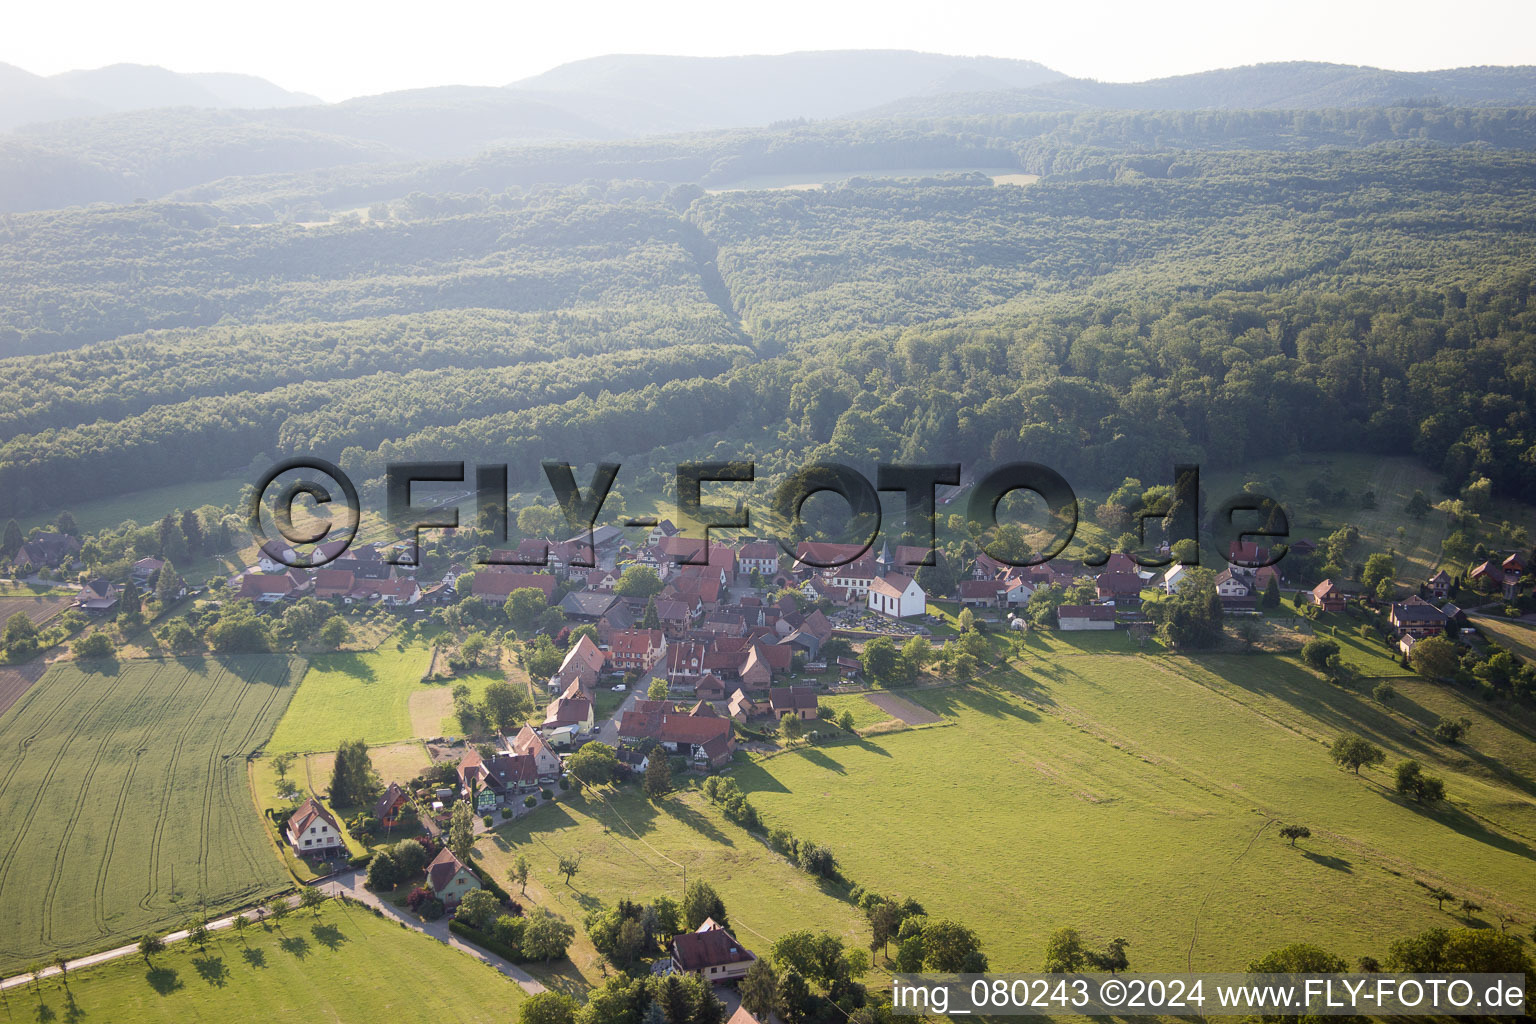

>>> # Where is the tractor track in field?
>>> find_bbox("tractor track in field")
[90,662,200,935]
[1187,816,1275,971]
[0,666,97,808]
[198,660,289,895]
[140,663,226,913]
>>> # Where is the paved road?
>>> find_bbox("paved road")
[0,893,303,992]
[596,686,641,746]
[318,868,545,995]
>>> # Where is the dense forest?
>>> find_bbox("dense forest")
[2,108,1535,520]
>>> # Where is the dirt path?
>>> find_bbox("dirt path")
[863,691,941,725]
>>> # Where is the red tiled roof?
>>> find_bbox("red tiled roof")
[672,924,755,972]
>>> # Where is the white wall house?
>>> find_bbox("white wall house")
[867,573,926,618]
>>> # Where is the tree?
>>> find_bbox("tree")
[1,519,22,558]
[71,632,115,659]
[1389,926,1532,974]
[180,508,203,554]
[1425,887,1455,911]
[1395,760,1446,803]
[860,636,899,684]
[1042,927,1086,972]
[868,900,901,958]
[565,741,619,787]
[1262,576,1281,609]
[188,920,209,949]
[1406,491,1431,519]
[267,896,290,922]
[328,738,378,808]
[644,753,672,799]
[1248,942,1348,973]
[520,991,579,1024]
[641,598,661,630]
[1433,715,1471,744]
[154,561,184,606]
[232,913,248,941]
[1362,553,1395,595]
[838,709,856,733]
[510,853,531,894]
[318,615,350,649]
[557,853,581,885]
[921,920,986,971]
[455,888,501,930]
[647,677,670,700]
[523,908,575,962]
[1087,937,1130,974]
[684,879,728,930]
[740,957,780,1020]
[1300,638,1340,671]
[777,971,813,1024]
[1372,681,1397,704]
[1330,734,1385,775]
[504,588,548,636]
[781,714,804,744]
[614,566,663,599]
[299,885,326,916]
[1408,635,1459,679]
[449,800,476,862]
[483,680,529,733]
[1279,824,1311,847]
[271,752,296,790]
[137,934,164,962]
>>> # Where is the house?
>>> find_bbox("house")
[737,540,780,579]
[1057,605,1116,631]
[647,520,681,547]
[1161,564,1191,594]
[315,568,357,599]
[768,686,819,720]
[1390,596,1449,639]
[460,749,540,809]
[1427,569,1453,601]
[654,598,692,635]
[836,657,861,680]
[610,629,668,672]
[131,557,165,583]
[1213,568,1252,603]
[372,783,409,828]
[240,573,297,603]
[561,590,620,622]
[738,646,774,691]
[473,570,558,604]
[75,578,120,613]
[1399,633,1418,657]
[508,725,563,781]
[13,532,81,568]
[867,573,926,619]
[727,689,760,722]
[618,702,736,767]
[1470,558,1523,600]
[694,673,727,701]
[671,918,756,983]
[794,541,871,571]
[958,579,1007,608]
[375,578,421,607]
[1096,571,1145,605]
[543,692,595,734]
[585,568,620,592]
[727,1006,776,1024]
[286,798,343,856]
[553,634,606,690]
[426,848,481,908]
[1309,579,1347,613]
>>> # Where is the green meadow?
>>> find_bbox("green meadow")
[731,648,1536,974]
[16,901,526,1024]
[266,645,434,753]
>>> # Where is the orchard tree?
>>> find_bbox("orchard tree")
[1279,824,1311,847]
[1330,734,1385,775]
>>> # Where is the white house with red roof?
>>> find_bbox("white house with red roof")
[867,573,925,618]
[286,798,343,856]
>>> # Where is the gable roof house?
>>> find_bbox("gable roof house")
[1096,571,1145,605]
[1057,605,1116,631]
[671,919,757,983]
[240,572,298,603]
[1427,569,1453,600]
[286,798,343,856]
[1309,579,1347,612]
[561,590,620,622]
[552,633,607,691]
[768,686,818,720]
[13,532,81,568]
[473,569,558,603]
[507,725,563,781]
[426,848,481,907]
[867,573,926,619]
[618,703,736,767]
[460,749,540,809]
[372,782,409,828]
[1390,596,1450,639]
[75,578,120,613]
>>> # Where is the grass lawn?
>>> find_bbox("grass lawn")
[730,649,1536,975]
[0,656,302,975]
[266,645,434,753]
[410,669,506,739]
[816,692,897,730]
[19,901,525,1024]
[473,784,866,998]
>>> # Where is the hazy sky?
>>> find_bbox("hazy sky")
[11,0,1536,102]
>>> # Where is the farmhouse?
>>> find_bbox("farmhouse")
[867,573,926,618]
[459,749,540,809]
[12,532,80,568]
[610,628,667,671]
[1390,596,1449,639]
[507,725,563,781]
[542,690,595,735]
[1309,579,1347,613]
[315,568,357,599]
[671,918,756,983]
[1469,558,1523,600]
[553,633,606,691]
[473,570,558,603]
[1427,569,1452,600]
[768,686,818,720]
[287,798,343,856]
[426,848,481,908]
[1095,571,1144,605]
[737,540,780,578]
[618,702,736,767]
[1058,605,1116,631]
[240,572,301,602]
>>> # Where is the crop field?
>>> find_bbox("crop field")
[0,583,74,628]
[730,649,1536,974]
[475,785,866,996]
[0,656,302,975]
[0,662,46,717]
[20,901,526,1024]
[266,645,434,753]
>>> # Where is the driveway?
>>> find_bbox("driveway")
[318,868,545,995]
[596,685,641,746]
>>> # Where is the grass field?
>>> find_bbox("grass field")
[0,656,302,975]
[17,901,526,1024]
[20,475,246,536]
[817,692,897,730]
[729,648,1536,974]
[473,785,866,997]
[1468,613,1536,666]
[266,646,434,753]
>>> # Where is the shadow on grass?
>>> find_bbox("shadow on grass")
[1301,850,1353,872]
[524,957,591,1000]
[656,798,733,847]
[1383,787,1536,863]
[278,936,310,959]
[311,923,347,950]
[145,966,182,995]
[793,747,846,775]
[192,955,227,987]
[241,946,267,968]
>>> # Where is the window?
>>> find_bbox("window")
[304,839,312,847]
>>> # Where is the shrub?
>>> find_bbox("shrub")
[418,896,445,920]
[449,918,525,963]
[558,777,570,791]
[483,815,494,827]
[540,787,553,800]
[524,795,537,808]
[406,886,432,911]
